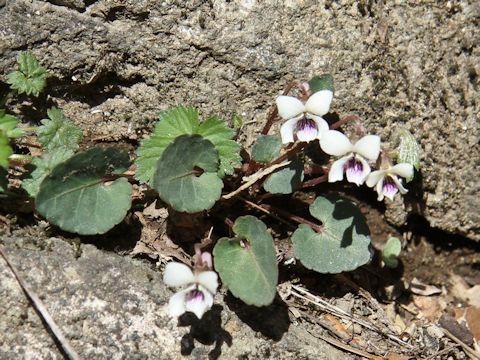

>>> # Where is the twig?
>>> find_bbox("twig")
[303,325,383,360]
[261,204,323,233]
[442,328,480,360]
[239,197,296,230]
[0,246,81,360]
[222,161,291,199]
[424,344,460,360]
[290,284,413,349]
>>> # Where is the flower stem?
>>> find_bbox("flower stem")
[330,114,360,130]
[261,80,301,135]
[259,203,323,233]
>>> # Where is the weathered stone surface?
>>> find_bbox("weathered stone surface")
[0,0,478,239]
[0,234,350,359]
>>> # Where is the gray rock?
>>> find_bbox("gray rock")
[0,0,478,240]
[0,234,350,359]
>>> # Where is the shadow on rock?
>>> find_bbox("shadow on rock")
[225,293,290,341]
[178,305,232,360]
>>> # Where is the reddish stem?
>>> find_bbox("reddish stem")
[261,204,323,233]
[302,174,328,188]
[261,80,301,135]
[330,115,360,130]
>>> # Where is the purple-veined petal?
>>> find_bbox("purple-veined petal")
[309,115,329,138]
[185,286,214,319]
[328,155,351,183]
[366,170,385,188]
[295,117,319,142]
[163,262,195,288]
[168,287,191,317]
[382,176,399,200]
[276,96,305,120]
[345,155,371,186]
[305,90,333,116]
[391,163,414,179]
[352,135,381,161]
[375,177,385,201]
[280,117,301,144]
[391,175,408,194]
[196,270,218,294]
[320,130,353,156]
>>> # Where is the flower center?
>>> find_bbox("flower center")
[382,176,398,198]
[294,117,318,142]
[186,289,205,303]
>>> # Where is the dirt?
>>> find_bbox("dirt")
[1,0,480,359]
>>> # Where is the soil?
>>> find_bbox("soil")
[0,0,480,359]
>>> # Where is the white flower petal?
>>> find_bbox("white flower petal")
[309,115,330,138]
[280,117,300,144]
[345,155,371,186]
[366,170,386,188]
[352,135,381,161]
[276,96,305,120]
[305,90,333,116]
[168,287,190,317]
[196,271,218,294]
[320,130,353,156]
[391,163,414,179]
[328,155,351,183]
[376,177,385,201]
[391,175,408,194]
[185,287,214,319]
[163,262,195,288]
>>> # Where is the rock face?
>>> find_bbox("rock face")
[0,0,479,240]
[0,234,350,359]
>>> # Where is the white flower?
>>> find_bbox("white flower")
[276,90,333,144]
[320,130,381,186]
[163,262,218,319]
[366,163,414,201]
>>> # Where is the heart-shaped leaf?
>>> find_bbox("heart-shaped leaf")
[292,195,372,273]
[263,157,304,194]
[36,148,132,235]
[382,237,402,268]
[251,135,282,163]
[213,215,278,306]
[135,106,240,184]
[308,74,334,94]
[153,134,223,213]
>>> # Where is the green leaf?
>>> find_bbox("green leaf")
[251,135,282,163]
[0,135,13,168]
[308,74,334,94]
[0,110,20,138]
[22,148,74,197]
[37,107,83,151]
[199,116,241,177]
[263,157,304,194]
[36,148,132,235]
[232,114,243,129]
[6,52,48,97]
[0,167,7,193]
[382,237,402,268]
[213,215,278,306]
[292,195,372,274]
[394,128,421,180]
[153,134,223,213]
[135,106,241,184]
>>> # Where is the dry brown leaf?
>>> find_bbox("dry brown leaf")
[439,313,474,346]
[455,306,480,342]
[450,274,480,307]
[413,295,443,321]
[409,277,442,296]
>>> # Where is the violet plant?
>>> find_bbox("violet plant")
[1,52,421,319]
